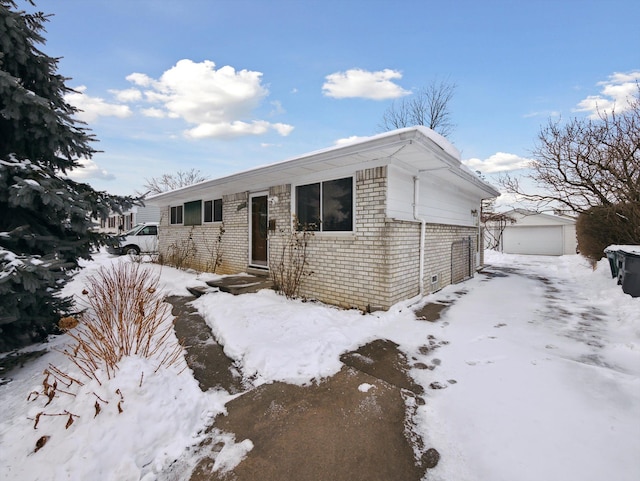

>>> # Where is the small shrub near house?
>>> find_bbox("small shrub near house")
[271,220,314,299]
[165,228,198,271]
[203,223,225,273]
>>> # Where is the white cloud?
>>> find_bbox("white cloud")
[322,68,410,100]
[523,110,560,119]
[334,135,369,146]
[126,72,154,87]
[463,152,533,174]
[141,107,166,118]
[109,88,142,102]
[67,158,115,181]
[65,86,132,122]
[574,70,640,118]
[126,59,293,139]
[493,191,529,210]
[184,120,293,139]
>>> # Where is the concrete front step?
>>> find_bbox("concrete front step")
[186,285,220,297]
[205,273,273,295]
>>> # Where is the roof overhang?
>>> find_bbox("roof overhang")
[146,126,500,205]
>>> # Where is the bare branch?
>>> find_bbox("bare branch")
[500,86,640,214]
[379,78,456,138]
[140,168,208,195]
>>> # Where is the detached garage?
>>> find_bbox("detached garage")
[490,210,577,256]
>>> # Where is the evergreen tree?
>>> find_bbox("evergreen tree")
[0,1,136,351]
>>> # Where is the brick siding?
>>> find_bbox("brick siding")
[158,166,481,310]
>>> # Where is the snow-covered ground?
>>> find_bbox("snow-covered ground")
[0,251,638,480]
[413,252,640,481]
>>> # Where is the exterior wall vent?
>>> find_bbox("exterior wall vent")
[430,274,440,292]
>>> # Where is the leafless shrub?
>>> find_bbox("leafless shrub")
[271,219,314,299]
[166,228,197,271]
[28,262,185,441]
[202,223,225,273]
[57,262,184,382]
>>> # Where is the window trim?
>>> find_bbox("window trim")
[293,175,355,233]
[170,205,183,225]
[204,198,223,223]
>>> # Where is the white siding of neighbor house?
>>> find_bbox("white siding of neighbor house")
[386,164,480,227]
[97,206,161,233]
[136,206,161,225]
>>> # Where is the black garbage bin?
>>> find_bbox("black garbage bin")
[604,247,620,279]
[617,248,640,298]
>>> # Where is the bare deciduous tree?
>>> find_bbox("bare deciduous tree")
[141,169,208,195]
[500,87,640,214]
[380,78,456,138]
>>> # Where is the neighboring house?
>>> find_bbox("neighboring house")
[98,205,162,234]
[146,127,500,310]
[486,209,577,256]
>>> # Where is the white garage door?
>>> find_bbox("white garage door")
[503,226,563,256]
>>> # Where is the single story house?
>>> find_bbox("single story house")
[486,209,577,256]
[146,126,500,310]
[97,205,161,234]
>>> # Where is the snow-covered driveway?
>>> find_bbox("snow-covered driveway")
[1,252,638,481]
[413,253,640,481]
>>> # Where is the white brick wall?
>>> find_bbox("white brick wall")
[158,193,249,274]
[157,167,482,310]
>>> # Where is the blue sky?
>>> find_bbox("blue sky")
[31,0,640,201]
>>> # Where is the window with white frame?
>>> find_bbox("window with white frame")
[295,177,353,231]
[170,205,183,225]
[204,199,223,223]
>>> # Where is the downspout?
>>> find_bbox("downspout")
[413,175,426,297]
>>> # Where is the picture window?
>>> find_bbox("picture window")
[295,177,353,231]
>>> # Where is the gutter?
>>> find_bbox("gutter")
[413,175,427,296]
[411,167,450,297]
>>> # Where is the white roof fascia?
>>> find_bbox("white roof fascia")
[146,127,499,205]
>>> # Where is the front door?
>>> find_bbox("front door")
[250,194,268,267]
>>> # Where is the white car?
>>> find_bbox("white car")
[107,222,159,255]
